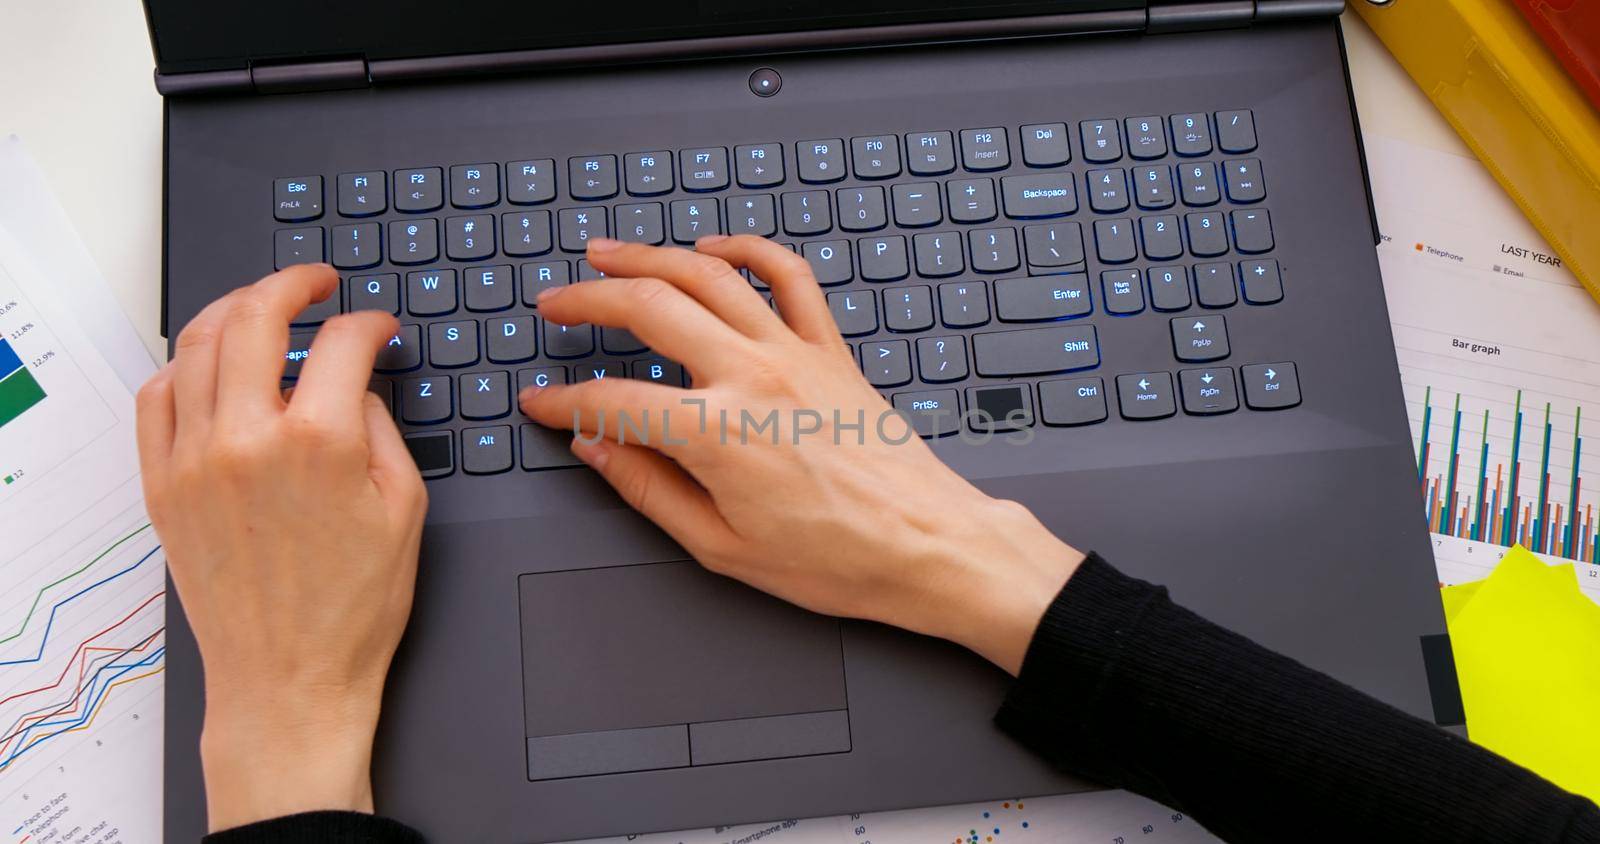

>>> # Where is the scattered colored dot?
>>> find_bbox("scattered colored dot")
[1002,802,1011,809]
[1016,803,1024,809]
[1022,822,1030,829]
[994,828,1001,834]
[983,812,991,819]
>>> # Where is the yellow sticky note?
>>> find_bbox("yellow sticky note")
[1445,545,1600,800]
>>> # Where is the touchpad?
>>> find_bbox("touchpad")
[519,560,850,780]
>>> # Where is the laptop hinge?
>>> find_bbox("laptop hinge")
[153,57,370,97]
[1147,0,1346,33]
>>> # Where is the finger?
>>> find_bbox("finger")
[134,364,176,485]
[362,391,428,524]
[695,234,838,345]
[213,263,339,418]
[536,276,751,380]
[519,378,695,452]
[289,311,400,426]
[583,239,783,339]
[169,289,244,441]
[570,438,737,555]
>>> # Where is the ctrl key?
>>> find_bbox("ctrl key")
[891,389,960,438]
[1241,362,1301,410]
[404,432,454,479]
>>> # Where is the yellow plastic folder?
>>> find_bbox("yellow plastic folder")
[1356,0,1600,305]
[1442,545,1600,800]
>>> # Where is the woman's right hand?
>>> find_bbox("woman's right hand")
[520,236,1082,675]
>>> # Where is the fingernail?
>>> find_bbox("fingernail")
[536,285,563,303]
[518,385,547,404]
[572,437,611,470]
[588,237,622,253]
[696,234,728,247]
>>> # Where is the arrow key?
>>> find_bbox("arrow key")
[1115,372,1176,420]
[1241,362,1301,410]
[1179,367,1239,415]
[1171,314,1229,362]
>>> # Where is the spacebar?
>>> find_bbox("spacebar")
[973,325,1100,376]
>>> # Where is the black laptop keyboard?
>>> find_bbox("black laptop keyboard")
[270,111,1300,479]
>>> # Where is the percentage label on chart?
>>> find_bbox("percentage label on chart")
[9,321,34,340]
[31,349,55,366]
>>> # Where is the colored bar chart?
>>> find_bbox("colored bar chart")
[0,339,44,428]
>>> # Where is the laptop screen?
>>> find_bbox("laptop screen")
[144,1,1143,75]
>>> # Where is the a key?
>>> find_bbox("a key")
[486,315,537,363]
[827,290,878,336]
[568,154,619,200]
[796,139,846,183]
[388,219,438,265]
[291,291,340,327]
[1179,162,1220,207]
[1093,218,1137,264]
[1023,222,1085,269]
[543,323,595,358]
[1240,259,1283,304]
[1232,209,1274,253]
[1148,265,1192,311]
[404,431,455,479]
[972,325,1098,376]
[274,176,322,222]
[402,375,453,424]
[336,172,385,217]
[615,203,666,244]
[969,227,1019,273]
[905,131,956,176]
[602,327,647,355]
[575,362,626,382]
[517,366,568,394]
[406,269,457,316]
[860,340,912,387]
[680,147,730,192]
[782,190,832,235]
[282,330,315,379]
[1116,372,1176,420]
[375,325,423,372]
[1134,165,1176,210]
[1172,314,1229,362]
[460,371,512,420]
[1186,212,1229,257]
[726,195,777,237]
[1124,117,1167,160]
[1170,113,1213,156]
[428,320,480,368]
[464,265,515,312]
[1140,215,1183,261]
[1100,269,1145,315]
[1039,377,1109,426]
[837,186,888,232]
[1087,169,1130,213]
[630,358,686,386]
[1079,119,1122,163]
[892,183,943,227]
[892,389,961,438]
[577,258,606,281]
[1224,159,1265,203]
[446,215,495,261]
[1179,367,1238,415]
[915,335,967,383]
[966,385,1033,432]
[735,144,784,188]
[995,273,1092,322]
[802,240,853,286]
[1020,123,1071,167]
[1194,262,1238,308]
[670,198,722,243]
[858,236,909,281]
[461,425,514,475]
[912,231,964,277]
[959,127,1009,171]
[947,178,998,223]
[507,159,557,205]
[394,168,443,212]
[274,227,323,269]
[883,285,934,332]
[938,281,990,328]
[1215,109,1258,153]
[520,260,571,305]
[559,207,608,252]
[521,423,584,470]
[450,163,499,209]
[501,211,552,257]
[625,151,674,196]
[1241,362,1301,409]
[851,135,901,179]
[1001,174,1077,219]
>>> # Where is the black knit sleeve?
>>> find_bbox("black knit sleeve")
[995,552,1600,843]
[201,810,425,843]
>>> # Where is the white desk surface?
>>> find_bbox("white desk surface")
[0,6,1471,364]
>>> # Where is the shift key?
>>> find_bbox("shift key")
[973,325,1098,376]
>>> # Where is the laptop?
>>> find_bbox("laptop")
[146,1,1458,840]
